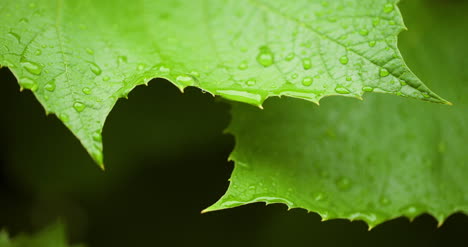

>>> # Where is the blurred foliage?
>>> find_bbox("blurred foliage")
[0,222,83,247]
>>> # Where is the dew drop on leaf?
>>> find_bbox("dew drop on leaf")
[302,58,312,70]
[302,76,313,86]
[256,46,274,67]
[339,55,349,65]
[73,102,86,112]
[362,86,373,92]
[379,196,391,206]
[400,205,421,218]
[59,113,69,123]
[8,31,21,42]
[92,132,102,142]
[335,86,350,94]
[136,63,146,71]
[82,87,92,95]
[245,79,256,86]
[89,62,102,76]
[21,60,42,75]
[368,40,377,47]
[44,80,56,92]
[372,17,380,27]
[159,65,171,73]
[285,52,295,61]
[176,75,194,84]
[117,56,127,65]
[19,77,38,91]
[383,3,394,13]
[359,28,369,36]
[238,61,248,70]
[379,68,390,77]
[313,192,326,201]
[336,177,352,191]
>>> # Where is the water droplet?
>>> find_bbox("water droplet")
[383,3,394,13]
[362,86,374,92]
[190,71,200,77]
[82,87,92,95]
[8,32,21,42]
[44,81,56,92]
[335,86,350,94]
[19,17,29,23]
[86,48,94,55]
[245,79,256,86]
[102,76,110,81]
[372,17,380,27]
[176,75,194,84]
[379,196,391,206]
[339,55,349,65]
[238,61,248,70]
[302,58,312,70]
[368,41,376,47]
[248,185,256,190]
[117,56,127,65]
[291,73,298,79]
[19,77,38,91]
[137,64,146,71]
[59,113,69,122]
[92,132,102,142]
[302,76,313,86]
[336,177,352,191]
[346,76,352,81]
[285,52,295,61]
[256,46,274,67]
[21,60,42,75]
[35,49,42,55]
[401,205,421,218]
[379,68,390,77]
[422,92,430,98]
[159,65,171,73]
[389,20,396,25]
[313,192,326,201]
[89,62,102,76]
[73,102,86,112]
[359,28,369,36]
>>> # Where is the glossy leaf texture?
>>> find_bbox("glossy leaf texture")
[206,0,467,228]
[0,222,84,247]
[0,0,449,167]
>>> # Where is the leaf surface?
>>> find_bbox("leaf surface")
[206,0,467,227]
[0,0,447,166]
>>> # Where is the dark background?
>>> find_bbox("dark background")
[1,0,468,246]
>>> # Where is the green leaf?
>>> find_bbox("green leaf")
[0,0,448,166]
[206,0,467,228]
[0,222,84,247]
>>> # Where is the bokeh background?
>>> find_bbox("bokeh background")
[1,0,468,246]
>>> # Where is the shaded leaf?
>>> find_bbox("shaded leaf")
[207,0,466,227]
